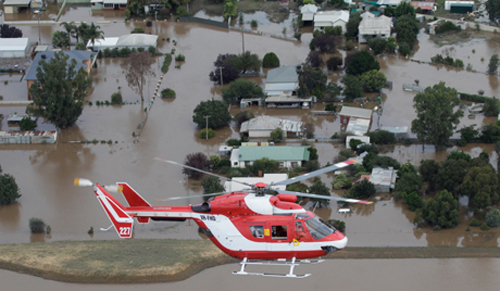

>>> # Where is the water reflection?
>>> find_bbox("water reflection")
[0,203,21,232]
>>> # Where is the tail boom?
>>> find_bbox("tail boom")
[94,184,134,238]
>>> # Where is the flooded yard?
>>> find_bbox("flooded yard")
[1,4,500,249]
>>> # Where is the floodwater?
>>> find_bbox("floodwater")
[2,3,500,285]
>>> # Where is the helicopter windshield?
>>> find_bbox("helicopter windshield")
[304,215,336,240]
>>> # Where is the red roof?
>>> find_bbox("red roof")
[410,1,435,10]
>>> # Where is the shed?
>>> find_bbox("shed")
[300,4,318,22]
[3,0,31,14]
[410,1,435,13]
[240,116,304,138]
[0,38,30,58]
[339,106,373,125]
[346,118,371,136]
[445,1,474,13]
[369,167,397,193]
[313,10,350,31]
[103,0,128,10]
[376,0,403,7]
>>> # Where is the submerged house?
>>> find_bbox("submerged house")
[358,13,392,44]
[230,146,311,169]
[87,34,158,51]
[240,116,304,138]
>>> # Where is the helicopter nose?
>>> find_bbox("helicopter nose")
[321,236,348,255]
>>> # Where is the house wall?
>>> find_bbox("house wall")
[249,131,272,138]
[237,160,302,170]
[4,6,16,14]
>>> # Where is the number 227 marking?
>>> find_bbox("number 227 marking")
[119,227,131,235]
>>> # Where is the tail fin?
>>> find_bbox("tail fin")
[117,182,151,224]
[94,184,134,238]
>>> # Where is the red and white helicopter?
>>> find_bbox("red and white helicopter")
[75,155,372,278]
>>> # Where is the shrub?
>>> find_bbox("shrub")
[46,225,51,235]
[326,56,343,71]
[19,117,37,131]
[486,209,500,227]
[366,130,396,144]
[148,46,156,55]
[162,54,172,73]
[250,20,258,28]
[111,92,123,104]
[29,217,46,233]
[199,128,216,139]
[161,88,176,98]
[88,226,94,235]
[131,27,145,34]
[175,54,185,61]
[262,52,280,68]
[480,222,490,230]
[226,138,241,147]
[75,42,86,50]
[469,218,482,227]
[325,103,337,112]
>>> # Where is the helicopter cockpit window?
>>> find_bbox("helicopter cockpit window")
[304,215,336,240]
[295,213,311,220]
[249,225,264,238]
[271,225,287,240]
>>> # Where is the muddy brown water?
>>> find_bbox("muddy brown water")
[1,2,500,259]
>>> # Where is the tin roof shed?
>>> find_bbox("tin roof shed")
[237,146,311,162]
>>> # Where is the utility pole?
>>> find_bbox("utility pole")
[34,10,41,45]
[241,31,245,54]
[204,115,210,141]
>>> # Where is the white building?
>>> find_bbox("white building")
[240,116,304,138]
[87,34,158,51]
[369,167,397,193]
[313,10,350,32]
[230,146,311,169]
[0,38,30,58]
[300,4,319,22]
[358,14,392,44]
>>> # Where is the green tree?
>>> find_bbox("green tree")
[366,130,396,144]
[331,173,352,190]
[27,52,92,128]
[308,177,331,207]
[262,52,280,68]
[395,14,419,48]
[59,21,77,43]
[201,176,225,201]
[19,117,37,131]
[270,127,285,142]
[77,22,89,44]
[411,82,464,149]
[75,42,86,50]
[394,1,416,18]
[131,27,145,34]
[419,159,440,191]
[86,22,105,49]
[225,51,261,74]
[360,69,387,92]
[221,79,264,104]
[436,158,470,196]
[362,152,400,172]
[346,179,376,199]
[0,170,21,204]
[183,152,211,180]
[193,100,231,129]
[483,97,500,116]
[326,56,342,71]
[458,124,479,142]
[297,64,327,98]
[29,218,46,233]
[402,192,424,211]
[307,147,318,160]
[52,31,70,48]
[368,38,388,55]
[345,13,362,39]
[346,51,380,76]
[487,54,499,75]
[394,172,423,199]
[121,51,155,103]
[250,158,279,175]
[486,209,500,227]
[111,92,123,104]
[461,166,499,211]
[486,0,500,24]
[422,190,460,229]
[223,0,238,20]
[341,75,363,101]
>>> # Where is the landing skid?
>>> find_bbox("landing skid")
[232,257,324,278]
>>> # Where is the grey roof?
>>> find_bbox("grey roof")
[24,50,92,80]
[237,146,311,162]
[266,65,299,84]
[3,0,31,6]
[339,106,373,119]
[240,116,303,133]
[0,38,29,51]
[359,15,392,32]
[116,34,158,47]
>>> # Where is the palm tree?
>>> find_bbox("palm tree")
[77,22,90,45]
[86,22,105,50]
[59,21,77,45]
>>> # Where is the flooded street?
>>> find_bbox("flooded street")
[2,3,500,286]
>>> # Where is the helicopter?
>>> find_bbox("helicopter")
[74,154,372,278]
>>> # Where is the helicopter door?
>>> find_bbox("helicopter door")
[266,222,291,252]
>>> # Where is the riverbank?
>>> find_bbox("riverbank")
[1,239,499,283]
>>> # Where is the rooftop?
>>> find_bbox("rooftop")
[240,116,304,133]
[314,10,350,23]
[266,65,299,84]
[237,146,311,162]
[24,51,92,81]
[339,106,373,119]
[0,38,29,51]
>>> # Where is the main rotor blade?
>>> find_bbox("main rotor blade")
[155,157,255,188]
[270,157,363,187]
[156,191,232,201]
[277,190,373,205]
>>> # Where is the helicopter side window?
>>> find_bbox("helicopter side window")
[271,225,287,240]
[249,225,264,238]
[295,221,308,241]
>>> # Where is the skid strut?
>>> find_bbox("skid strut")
[233,257,323,278]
